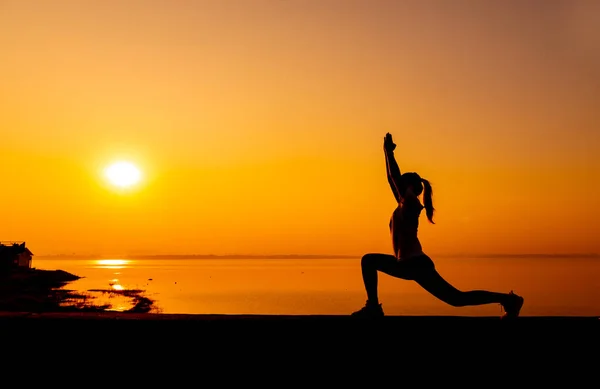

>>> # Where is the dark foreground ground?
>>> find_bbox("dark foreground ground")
[4,312,598,383]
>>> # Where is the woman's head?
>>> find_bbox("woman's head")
[400,172,423,196]
[401,172,435,224]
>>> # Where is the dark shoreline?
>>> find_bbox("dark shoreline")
[0,268,156,313]
[4,312,597,385]
[2,311,598,321]
[5,311,599,337]
[6,312,599,368]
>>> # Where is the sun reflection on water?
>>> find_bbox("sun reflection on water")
[94,259,130,269]
[108,279,124,290]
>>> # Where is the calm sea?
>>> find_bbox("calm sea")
[34,256,600,317]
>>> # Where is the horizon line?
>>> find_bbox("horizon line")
[34,252,600,259]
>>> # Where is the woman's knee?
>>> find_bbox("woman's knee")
[417,274,466,307]
[361,253,379,269]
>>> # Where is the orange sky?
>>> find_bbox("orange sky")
[1,1,598,256]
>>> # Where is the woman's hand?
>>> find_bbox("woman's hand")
[384,132,396,152]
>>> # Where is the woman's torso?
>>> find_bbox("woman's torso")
[390,197,424,260]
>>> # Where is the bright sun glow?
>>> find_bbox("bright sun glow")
[105,161,141,188]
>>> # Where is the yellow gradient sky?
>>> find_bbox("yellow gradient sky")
[1,1,598,256]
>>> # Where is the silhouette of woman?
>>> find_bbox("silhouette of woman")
[352,133,524,318]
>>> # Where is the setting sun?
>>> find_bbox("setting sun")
[104,162,142,188]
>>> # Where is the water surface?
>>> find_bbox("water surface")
[34,256,600,316]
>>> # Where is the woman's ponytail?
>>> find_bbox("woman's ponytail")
[421,178,435,224]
